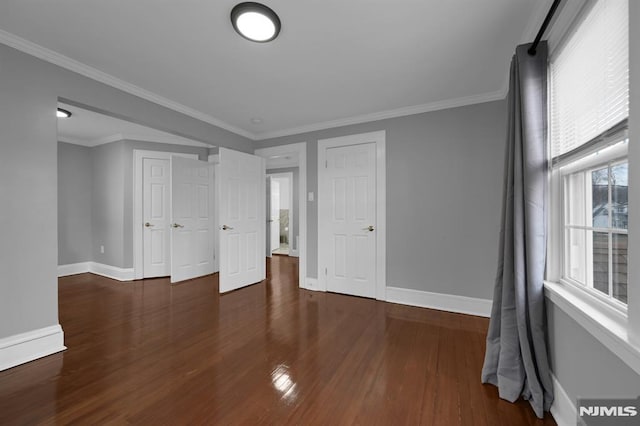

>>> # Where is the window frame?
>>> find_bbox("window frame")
[556,137,629,314]
[543,0,640,378]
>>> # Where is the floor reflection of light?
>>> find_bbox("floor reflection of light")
[271,364,297,402]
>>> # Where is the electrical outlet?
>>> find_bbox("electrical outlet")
[100,245,105,254]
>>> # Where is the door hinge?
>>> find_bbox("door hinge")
[325,267,327,275]
[325,160,328,168]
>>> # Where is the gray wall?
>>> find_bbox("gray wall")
[267,167,299,252]
[63,139,210,269]
[547,303,640,401]
[257,100,507,300]
[0,43,250,340]
[58,142,93,265]
[91,141,126,267]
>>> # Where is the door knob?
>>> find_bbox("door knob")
[222,225,234,230]
[172,223,184,228]
[363,225,375,232]
[144,222,154,228]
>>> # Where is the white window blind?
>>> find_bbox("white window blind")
[550,0,629,158]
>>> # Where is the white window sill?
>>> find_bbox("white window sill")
[544,281,640,376]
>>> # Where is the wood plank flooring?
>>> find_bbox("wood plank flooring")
[0,256,556,425]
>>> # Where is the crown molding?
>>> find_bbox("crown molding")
[58,136,89,146]
[252,0,555,142]
[254,89,507,140]
[2,4,554,145]
[91,133,126,146]
[0,29,256,140]
[119,133,210,147]
[58,132,209,148]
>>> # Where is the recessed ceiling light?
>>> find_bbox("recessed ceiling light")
[250,117,264,124]
[57,108,72,118]
[231,2,281,43]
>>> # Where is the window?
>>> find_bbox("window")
[550,0,629,308]
[560,140,628,306]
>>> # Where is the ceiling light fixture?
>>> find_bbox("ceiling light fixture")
[231,2,281,43]
[57,108,72,118]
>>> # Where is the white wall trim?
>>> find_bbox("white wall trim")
[545,281,640,376]
[88,132,208,148]
[89,262,135,281]
[0,1,554,146]
[254,143,307,290]
[250,0,555,142]
[0,325,66,371]
[255,92,506,140]
[0,28,509,143]
[267,172,294,258]
[208,154,220,272]
[550,373,576,426]
[133,150,199,280]
[0,29,255,140]
[317,131,386,301]
[58,262,134,281]
[58,262,91,277]
[305,278,320,292]
[386,286,492,317]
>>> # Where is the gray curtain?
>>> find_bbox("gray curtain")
[481,41,553,419]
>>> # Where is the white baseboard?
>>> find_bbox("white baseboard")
[58,262,134,281]
[289,249,299,258]
[304,277,321,291]
[550,373,576,426]
[0,325,66,371]
[89,262,134,281]
[385,286,492,317]
[58,262,91,277]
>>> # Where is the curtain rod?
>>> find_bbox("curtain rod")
[528,0,562,55]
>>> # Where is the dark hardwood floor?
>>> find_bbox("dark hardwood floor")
[0,256,556,425]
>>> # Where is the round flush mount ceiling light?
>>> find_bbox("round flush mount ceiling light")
[57,108,72,118]
[231,2,281,43]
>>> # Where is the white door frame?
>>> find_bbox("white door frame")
[267,172,294,256]
[254,142,307,290]
[317,131,386,300]
[133,149,198,280]
[208,154,220,273]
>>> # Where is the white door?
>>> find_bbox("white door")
[271,179,280,252]
[320,142,377,298]
[142,158,170,277]
[218,148,266,293]
[170,156,215,283]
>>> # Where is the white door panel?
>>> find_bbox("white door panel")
[143,158,170,277]
[321,142,377,298]
[219,148,265,293]
[170,156,214,283]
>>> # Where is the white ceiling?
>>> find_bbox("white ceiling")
[0,1,551,140]
[57,103,210,148]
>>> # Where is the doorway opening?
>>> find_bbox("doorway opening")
[268,172,293,256]
[254,143,307,289]
[56,100,217,283]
